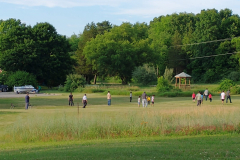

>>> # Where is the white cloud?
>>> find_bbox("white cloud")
[1,0,240,16]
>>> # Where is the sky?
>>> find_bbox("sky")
[1,0,240,37]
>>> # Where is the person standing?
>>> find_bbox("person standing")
[82,94,87,108]
[68,92,74,106]
[201,92,203,105]
[151,95,155,107]
[196,91,201,106]
[25,93,30,110]
[204,88,208,101]
[192,92,196,102]
[226,90,232,103]
[221,91,225,105]
[209,93,212,102]
[107,91,111,106]
[141,92,147,107]
[138,96,141,107]
[130,92,132,102]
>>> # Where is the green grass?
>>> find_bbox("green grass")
[0,87,240,159]
[1,135,240,159]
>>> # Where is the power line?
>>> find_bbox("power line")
[170,36,240,47]
[169,52,239,62]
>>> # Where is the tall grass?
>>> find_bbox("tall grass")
[4,107,240,142]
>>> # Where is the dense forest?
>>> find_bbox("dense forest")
[1,8,240,86]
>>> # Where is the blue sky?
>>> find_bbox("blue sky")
[1,0,240,37]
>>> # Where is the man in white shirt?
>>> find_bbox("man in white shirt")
[204,88,208,101]
[82,94,87,108]
[221,91,225,105]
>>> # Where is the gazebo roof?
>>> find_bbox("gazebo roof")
[175,72,191,78]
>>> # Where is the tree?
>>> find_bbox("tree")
[83,22,152,84]
[0,20,74,87]
[32,22,74,86]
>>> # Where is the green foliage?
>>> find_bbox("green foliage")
[227,71,240,82]
[64,74,86,92]
[163,66,174,82]
[5,71,37,89]
[156,76,173,92]
[0,70,8,84]
[132,64,157,85]
[83,22,153,84]
[0,19,74,87]
[218,79,237,91]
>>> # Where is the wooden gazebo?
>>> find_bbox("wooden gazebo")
[175,72,191,89]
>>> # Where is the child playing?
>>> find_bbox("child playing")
[209,93,212,102]
[151,95,155,107]
[147,96,151,105]
[192,92,196,102]
[201,92,203,105]
[138,96,141,107]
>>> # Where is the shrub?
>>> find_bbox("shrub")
[132,64,157,85]
[156,76,173,92]
[218,78,240,94]
[227,71,240,82]
[218,79,235,91]
[163,67,174,82]
[64,74,86,92]
[5,71,37,90]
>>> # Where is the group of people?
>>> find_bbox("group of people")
[192,88,232,106]
[134,92,155,107]
[68,92,88,108]
[24,88,233,109]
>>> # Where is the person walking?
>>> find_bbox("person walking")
[221,91,225,105]
[196,91,201,106]
[82,94,87,108]
[130,92,132,102]
[147,96,151,105]
[138,96,141,107]
[107,91,111,106]
[25,93,30,110]
[192,92,196,102]
[141,92,147,107]
[209,93,212,102]
[204,88,208,101]
[226,90,232,103]
[68,92,74,106]
[151,95,155,107]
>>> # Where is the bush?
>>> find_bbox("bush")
[156,76,173,92]
[218,78,240,94]
[227,71,240,82]
[163,67,174,82]
[218,79,235,91]
[132,64,157,85]
[5,71,37,90]
[64,74,86,92]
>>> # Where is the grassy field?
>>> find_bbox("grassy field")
[0,90,240,159]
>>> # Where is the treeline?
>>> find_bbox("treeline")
[1,8,240,87]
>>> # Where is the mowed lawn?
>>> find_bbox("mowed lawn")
[0,92,240,159]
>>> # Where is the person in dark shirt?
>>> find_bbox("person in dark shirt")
[25,93,30,110]
[68,92,74,106]
[226,90,232,103]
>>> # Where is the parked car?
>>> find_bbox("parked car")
[0,84,8,92]
[14,85,37,94]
